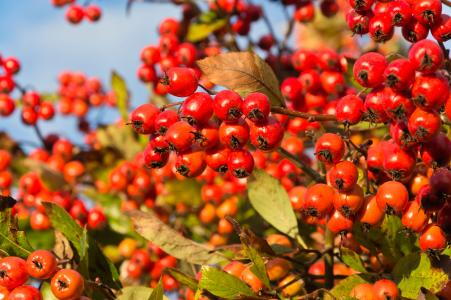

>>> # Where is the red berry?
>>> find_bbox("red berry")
[206,146,230,173]
[7,286,42,300]
[294,2,315,23]
[21,107,38,125]
[327,210,354,234]
[349,0,375,12]
[26,250,58,279]
[369,14,394,42]
[383,58,415,91]
[281,77,303,102]
[165,67,198,97]
[249,117,284,151]
[129,103,160,134]
[412,74,449,110]
[159,18,180,36]
[137,64,157,83]
[214,90,243,122]
[333,185,364,217]
[0,94,15,116]
[383,88,415,121]
[320,71,345,94]
[408,107,441,142]
[219,118,250,150]
[382,139,416,180]
[50,269,84,300]
[85,5,102,22]
[140,46,160,66]
[402,19,429,43]
[143,143,169,169]
[388,0,412,26]
[419,224,447,251]
[314,133,345,164]
[180,92,213,125]
[431,14,451,42]
[0,257,28,290]
[328,160,358,192]
[376,180,409,214]
[336,95,364,125]
[291,49,317,71]
[228,149,254,178]
[412,0,442,26]
[0,76,15,93]
[176,43,197,66]
[302,183,335,217]
[364,87,389,123]
[408,40,444,74]
[242,92,270,123]
[65,5,84,24]
[353,52,387,88]
[165,121,195,152]
[2,57,20,75]
[154,110,179,135]
[87,207,107,230]
[346,9,372,35]
[373,279,399,300]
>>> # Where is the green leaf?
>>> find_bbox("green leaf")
[325,274,371,300]
[44,203,121,290]
[156,179,202,207]
[248,169,299,239]
[392,252,448,299]
[149,279,164,300]
[111,71,129,121]
[441,245,451,256]
[340,248,367,273]
[96,125,142,160]
[187,19,227,42]
[166,268,198,291]
[127,210,226,265]
[40,282,59,300]
[197,52,285,107]
[117,287,169,300]
[0,206,33,258]
[199,266,256,298]
[26,229,55,250]
[245,246,270,288]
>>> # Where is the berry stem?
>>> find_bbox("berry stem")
[441,0,451,7]
[160,101,184,111]
[198,84,217,95]
[278,147,326,183]
[271,106,337,122]
[280,5,294,53]
[32,124,49,151]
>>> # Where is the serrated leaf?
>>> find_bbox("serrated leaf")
[325,274,371,300]
[150,279,164,300]
[341,248,367,273]
[111,71,129,121]
[197,52,285,107]
[187,19,227,42]
[392,252,448,299]
[0,206,33,258]
[245,246,270,288]
[44,202,121,290]
[166,268,198,291]
[199,266,255,298]
[127,210,226,265]
[23,159,67,191]
[248,169,299,239]
[156,179,202,207]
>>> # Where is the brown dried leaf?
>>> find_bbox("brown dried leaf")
[53,230,74,268]
[197,52,285,107]
[127,210,226,265]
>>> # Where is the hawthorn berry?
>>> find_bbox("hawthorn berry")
[249,117,284,152]
[219,118,250,149]
[353,52,387,88]
[175,148,207,177]
[180,92,213,125]
[328,161,358,192]
[154,110,179,135]
[336,95,364,125]
[50,269,84,300]
[242,92,270,123]
[164,67,198,97]
[412,0,442,26]
[65,5,84,24]
[7,286,42,300]
[408,40,444,74]
[383,58,415,92]
[302,183,335,218]
[314,133,345,164]
[402,19,429,43]
[419,224,447,252]
[376,180,409,214]
[369,14,394,43]
[213,90,243,123]
[227,149,254,178]
[346,10,372,35]
[327,210,354,234]
[129,103,159,135]
[26,250,58,280]
[411,74,449,110]
[0,256,28,290]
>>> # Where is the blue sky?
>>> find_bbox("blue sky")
[0,0,285,147]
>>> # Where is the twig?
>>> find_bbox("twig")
[199,84,217,95]
[280,5,294,52]
[278,148,326,183]
[86,278,117,300]
[32,124,48,150]
[271,106,337,122]
[441,0,451,7]
[160,101,184,111]
[260,7,282,54]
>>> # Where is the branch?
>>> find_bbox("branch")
[33,124,48,150]
[441,0,451,7]
[271,106,337,122]
[278,147,326,183]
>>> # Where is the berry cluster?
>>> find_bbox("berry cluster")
[0,251,85,300]
[57,71,115,121]
[284,0,339,23]
[0,54,20,117]
[346,0,450,43]
[51,0,102,25]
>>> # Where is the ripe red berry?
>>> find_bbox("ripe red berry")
[302,183,335,217]
[373,279,399,300]
[176,43,197,66]
[291,49,317,71]
[129,103,159,135]
[408,108,441,142]
[0,94,15,116]
[402,200,428,232]
[65,5,84,24]
[376,180,409,214]
[206,146,230,173]
[227,149,254,178]
[154,110,179,135]
[349,0,374,13]
[383,88,415,121]
[176,148,207,177]
[0,75,15,93]
[137,64,157,83]
[411,74,449,110]
[364,88,389,123]
[159,18,180,35]
[213,90,243,122]
[353,52,387,88]
[314,133,345,164]
[333,185,364,217]
[388,0,412,26]
[408,40,444,74]
[219,118,250,149]
[249,117,284,151]
[2,57,21,75]
[39,102,55,120]
[180,92,213,125]
[165,67,198,97]
[85,5,102,22]
[87,207,107,230]
[281,77,303,102]
[419,224,447,251]
[198,120,220,150]
[346,10,372,35]
[383,58,415,91]
[412,0,442,26]
[165,121,195,152]
[26,250,58,279]
[21,107,38,126]
[382,140,416,180]
[294,2,315,23]
[0,256,28,290]
[358,195,385,226]
[50,269,84,300]
[7,285,42,300]
[320,71,345,94]
[431,14,451,42]
[369,14,394,42]
[336,95,364,125]
[242,92,270,123]
[402,19,429,43]
[140,46,160,66]
[327,210,354,234]
[328,160,358,192]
